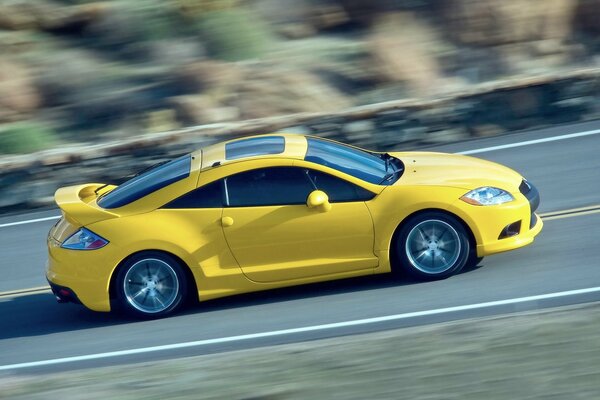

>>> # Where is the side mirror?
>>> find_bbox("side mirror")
[306,190,331,212]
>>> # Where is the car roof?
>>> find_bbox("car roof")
[195,133,308,171]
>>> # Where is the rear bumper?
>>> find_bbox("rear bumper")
[46,238,113,312]
[47,280,81,305]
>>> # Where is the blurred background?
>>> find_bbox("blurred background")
[0,0,599,208]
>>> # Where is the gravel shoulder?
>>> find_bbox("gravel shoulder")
[2,303,600,399]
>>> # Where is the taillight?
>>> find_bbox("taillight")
[61,228,108,250]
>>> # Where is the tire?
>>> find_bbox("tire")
[115,251,188,318]
[467,253,484,269]
[393,212,470,280]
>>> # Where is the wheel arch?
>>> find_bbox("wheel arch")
[108,249,200,307]
[389,208,477,269]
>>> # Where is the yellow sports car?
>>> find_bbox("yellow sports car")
[47,134,542,317]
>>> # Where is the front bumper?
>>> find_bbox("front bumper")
[476,213,543,255]
[475,180,543,256]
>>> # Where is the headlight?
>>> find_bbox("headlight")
[61,228,108,250]
[460,187,514,206]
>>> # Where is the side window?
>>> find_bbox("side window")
[163,180,223,209]
[226,167,313,207]
[306,170,375,203]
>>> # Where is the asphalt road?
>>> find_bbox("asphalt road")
[1,120,599,373]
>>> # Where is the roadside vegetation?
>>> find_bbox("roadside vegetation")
[2,303,600,399]
[1,0,600,154]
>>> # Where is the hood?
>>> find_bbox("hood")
[390,152,523,192]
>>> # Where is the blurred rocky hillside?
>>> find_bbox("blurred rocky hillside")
[0,0,599,154]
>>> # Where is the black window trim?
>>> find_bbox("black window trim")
[223,177,230,207]
[162,165,378,210]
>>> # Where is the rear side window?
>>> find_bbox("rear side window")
[225,136,285,160]
[163,180,223,209]
[98,155,191,209]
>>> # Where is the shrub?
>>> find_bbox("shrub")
[0,122,58,154]
[82,0,187,52]
[194,8,274,61]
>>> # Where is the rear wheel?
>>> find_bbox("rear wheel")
[394,212,470,280]
[115,252,188,318]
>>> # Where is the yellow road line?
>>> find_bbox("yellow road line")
[540,204,600,221]
[543,209,600,221]
[0,286,50,298]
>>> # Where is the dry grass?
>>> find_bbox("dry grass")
[2,303,600,399]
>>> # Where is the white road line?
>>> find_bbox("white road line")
[1,286,599,372]
[2,127,600,228]
[0,216,60,228]
[458,129,600,155]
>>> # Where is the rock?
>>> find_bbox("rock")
[277,23,316,39]
[280,125,312,135]
[170,95,240,125]
[470,124,505,138]
[436,0,575,46]
[0,31,37,55]
[254,0,313,30]
[175,61,244,93]
[145,109,180,133]
[39,2,108,34]
[398,126,428,143]
[337,0,389,26]
[0,59,41,119]
[573,0,600,35]
[305,116,346,139]
[25,180,58,205]
[506,88,544,118]
[0,1,106,33]
[368,12,443,96]
[422,127,469,144]
[233,65,352,119]
[309,3,351,31]
[342,120,375,135]
[342,120,375,143]
[0,3,37,30]
[146,39,206,65]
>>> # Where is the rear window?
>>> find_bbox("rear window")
[225,136,285,160]
[98,155,191,209]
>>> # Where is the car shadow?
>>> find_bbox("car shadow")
[1,261,485,341]
[0,273,418,340]
[0,292,130,340]
[195,259,485,315]
[184,273,417,315]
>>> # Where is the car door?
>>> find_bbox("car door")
[221,166,377,283]
[160,179,242,277]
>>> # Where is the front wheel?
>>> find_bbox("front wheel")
[393,212,470,280]
[115,252,188,318]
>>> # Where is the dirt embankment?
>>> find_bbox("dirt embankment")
[0,0,599,152]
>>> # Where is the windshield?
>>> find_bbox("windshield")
[98,155,191,209]
[305,138,401,185]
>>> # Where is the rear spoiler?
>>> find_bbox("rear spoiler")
[55,184,119,226]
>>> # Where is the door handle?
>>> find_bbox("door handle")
[221,216,234,227]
